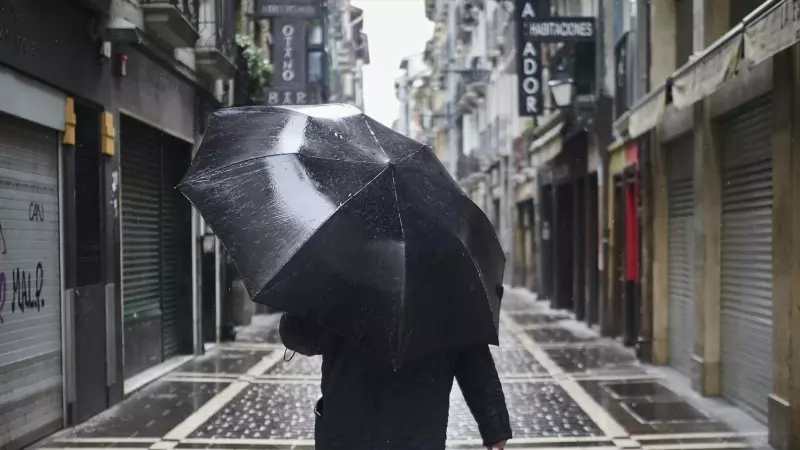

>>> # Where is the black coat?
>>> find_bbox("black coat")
[279,313,512,450]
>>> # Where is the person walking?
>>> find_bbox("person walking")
[279,289,511,450]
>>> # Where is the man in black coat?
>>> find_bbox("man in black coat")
[279,309,512,450]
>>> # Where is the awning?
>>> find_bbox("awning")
[628,85,666,139]
[671,33,742,108]
[529,122,564,168]
[744,0,799,67]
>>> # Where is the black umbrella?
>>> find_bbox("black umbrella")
[178,104,505,366]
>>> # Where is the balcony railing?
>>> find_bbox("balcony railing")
[196,0,237,78]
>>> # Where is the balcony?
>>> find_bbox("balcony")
[456,81,478,113]
[337,41,356,71]
[141,0,200,48]
[457,3,478,42]
[457,152,481,180]
[463,69,490,98]
[195,0,236,78]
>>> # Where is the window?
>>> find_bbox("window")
[675,0,694,66]
[729,0,762,27]
[307,19,323,47]
[308,51,325,84]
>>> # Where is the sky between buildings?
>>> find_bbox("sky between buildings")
[351,0,434,128]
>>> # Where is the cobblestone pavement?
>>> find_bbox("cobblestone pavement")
[37,288,771,450]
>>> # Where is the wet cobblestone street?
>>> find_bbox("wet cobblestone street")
[37,289,771,450]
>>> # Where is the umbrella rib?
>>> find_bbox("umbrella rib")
[362,116,391,161]
[444,224,492,308]
[248,165,392,302]
[179,153,382,186]
[393,145,425,164]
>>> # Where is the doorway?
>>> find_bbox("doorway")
[71,103,109,423]
[554,182,574,311]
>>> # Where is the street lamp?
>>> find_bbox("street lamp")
[548,77,575,109]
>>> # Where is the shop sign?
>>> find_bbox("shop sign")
[628,87,666,139]
[522,17,596,42]
[744,0,800,68]
[672,34,742,109]
[254,0,319,18]
[265,90,311,105]
[264,18,308,106]
[515,0,547,117]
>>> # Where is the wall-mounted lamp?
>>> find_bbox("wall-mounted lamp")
[202,226,216,254]
[548,77,575,109]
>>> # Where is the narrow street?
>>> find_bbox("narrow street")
[38,289,769,450]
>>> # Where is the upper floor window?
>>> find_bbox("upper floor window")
[675,0,694,66]
[307,19,324,47]
[730,0,763,27]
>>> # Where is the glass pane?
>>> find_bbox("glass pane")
[308,21,323,46]
[308,51,324,84]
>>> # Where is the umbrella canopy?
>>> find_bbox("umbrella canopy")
[179,104,505,365]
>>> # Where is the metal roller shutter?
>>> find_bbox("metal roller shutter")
[0,113,63,448]
[121,119,162,325]
[666,135,694,377]
[719,97,773,423]
[161,138,191,358]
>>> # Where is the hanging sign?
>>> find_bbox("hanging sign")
[744,0,800,68]
[515,0,547,117]
[264,18,309,106]
[254,0,319,18]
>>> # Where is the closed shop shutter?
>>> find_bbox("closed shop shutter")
[666,135,694,377]
[121,116,192,376]
[160,137,191,358]
[0,113,63,448]
[121,117,163,375]
[719,97,773,423]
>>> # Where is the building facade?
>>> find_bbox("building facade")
[0,0,237,447]
[417,0,800,447]
[613,0,800,447]
[327,0,371,110]
[394,53,431,143]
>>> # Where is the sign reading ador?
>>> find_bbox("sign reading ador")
[515,0,545,117]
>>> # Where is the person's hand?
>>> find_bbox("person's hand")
[487,440,507,450]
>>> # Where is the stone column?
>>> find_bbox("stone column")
[650,130,670,365]
[690,99,721,396]
[768,46,797,450]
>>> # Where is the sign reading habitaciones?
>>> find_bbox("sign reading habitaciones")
[265,18,310,106]
[514,0,547,117]
[523,17,596,42]
[254,0,319,19]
